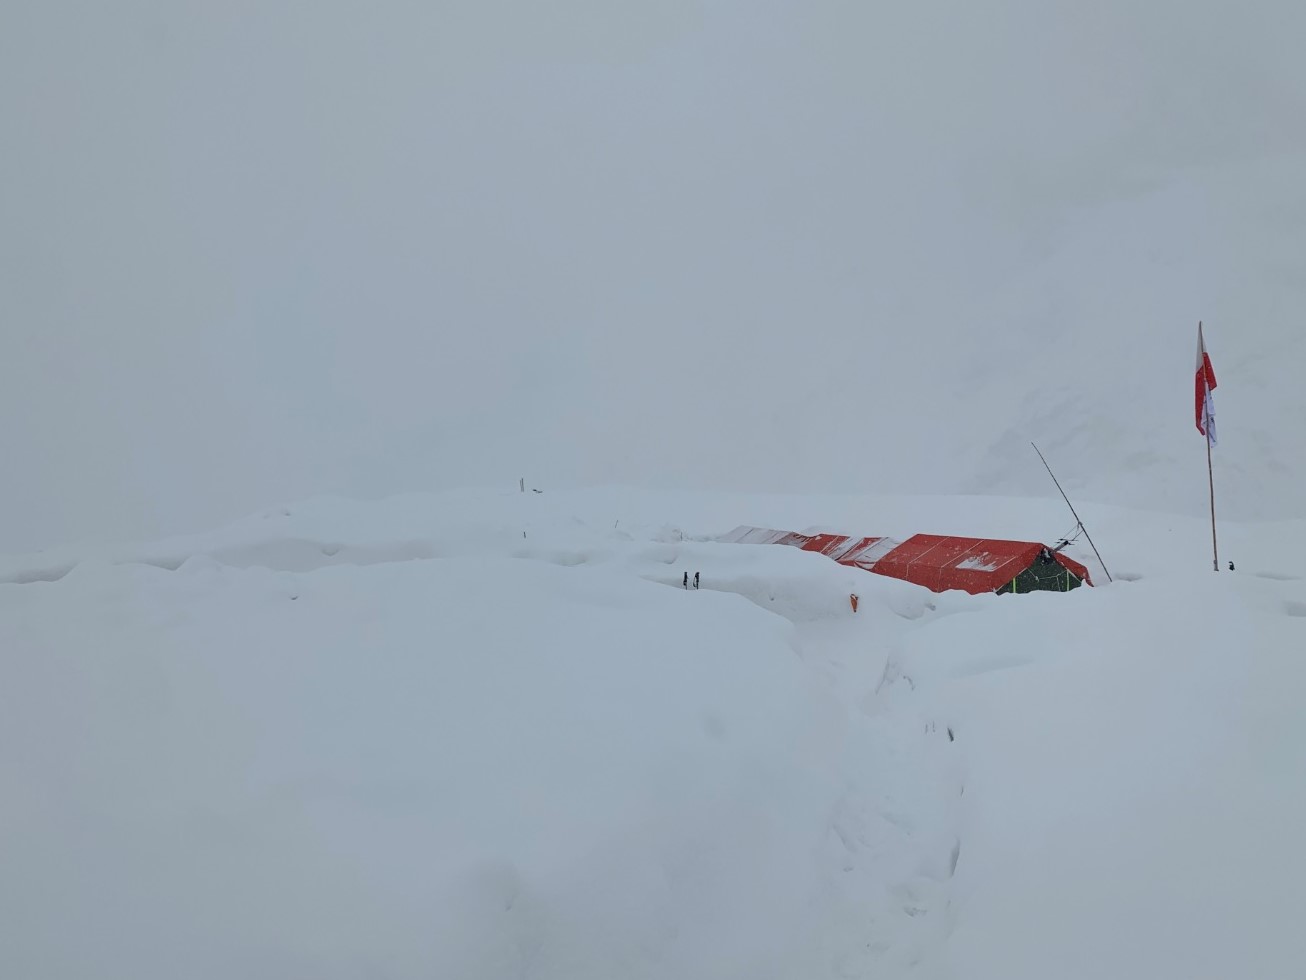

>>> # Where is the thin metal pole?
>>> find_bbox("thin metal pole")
[1206,413,1219,572]
[1031,442,1113,583]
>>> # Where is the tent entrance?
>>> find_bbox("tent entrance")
[996,550,1085,595]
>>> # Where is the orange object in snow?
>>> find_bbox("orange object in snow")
[849,594,859,612]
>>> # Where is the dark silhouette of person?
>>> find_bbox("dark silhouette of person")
[683,571,689,589]
[693,572,700,590]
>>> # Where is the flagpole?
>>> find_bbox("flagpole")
[1206,415,1218,571]
[1201,321,1219,572]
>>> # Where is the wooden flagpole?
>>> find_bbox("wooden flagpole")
[1206,422,1218,571]
[1201,322,1219,572]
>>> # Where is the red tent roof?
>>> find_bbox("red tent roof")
[871,534,1091,594]
[719,526,1092,595]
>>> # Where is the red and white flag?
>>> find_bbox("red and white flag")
[1195,323,1218,447]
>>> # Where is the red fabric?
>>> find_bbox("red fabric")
[871,535,1034,594]
[1196,325,1218,436]
[872,535,1093,594]
[800,533,852,557]
[1052,551,1092,586]
[724,526,1094,594]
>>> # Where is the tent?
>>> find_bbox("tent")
[870,534,1090,594]
[718,526,1092,595]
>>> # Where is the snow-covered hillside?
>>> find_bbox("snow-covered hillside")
[952,150,1306,522]
[3,487,1304,978]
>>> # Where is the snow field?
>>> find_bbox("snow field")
[3,486,1306,977]
[0,495,963,978]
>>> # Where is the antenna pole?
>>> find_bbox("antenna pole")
[1032,442,1113,583]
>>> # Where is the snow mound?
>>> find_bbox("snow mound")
[0,492,963,979]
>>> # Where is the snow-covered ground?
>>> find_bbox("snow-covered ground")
[4,486,1304,978]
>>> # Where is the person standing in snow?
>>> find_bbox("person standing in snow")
[683,571,689,589]
[693,572,700,590]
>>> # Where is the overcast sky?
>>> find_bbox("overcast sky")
[4,1,1306,550]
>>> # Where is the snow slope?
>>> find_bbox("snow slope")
[3,487,1305,977]
[953,150,1306,524]
[929,569,1306,979]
